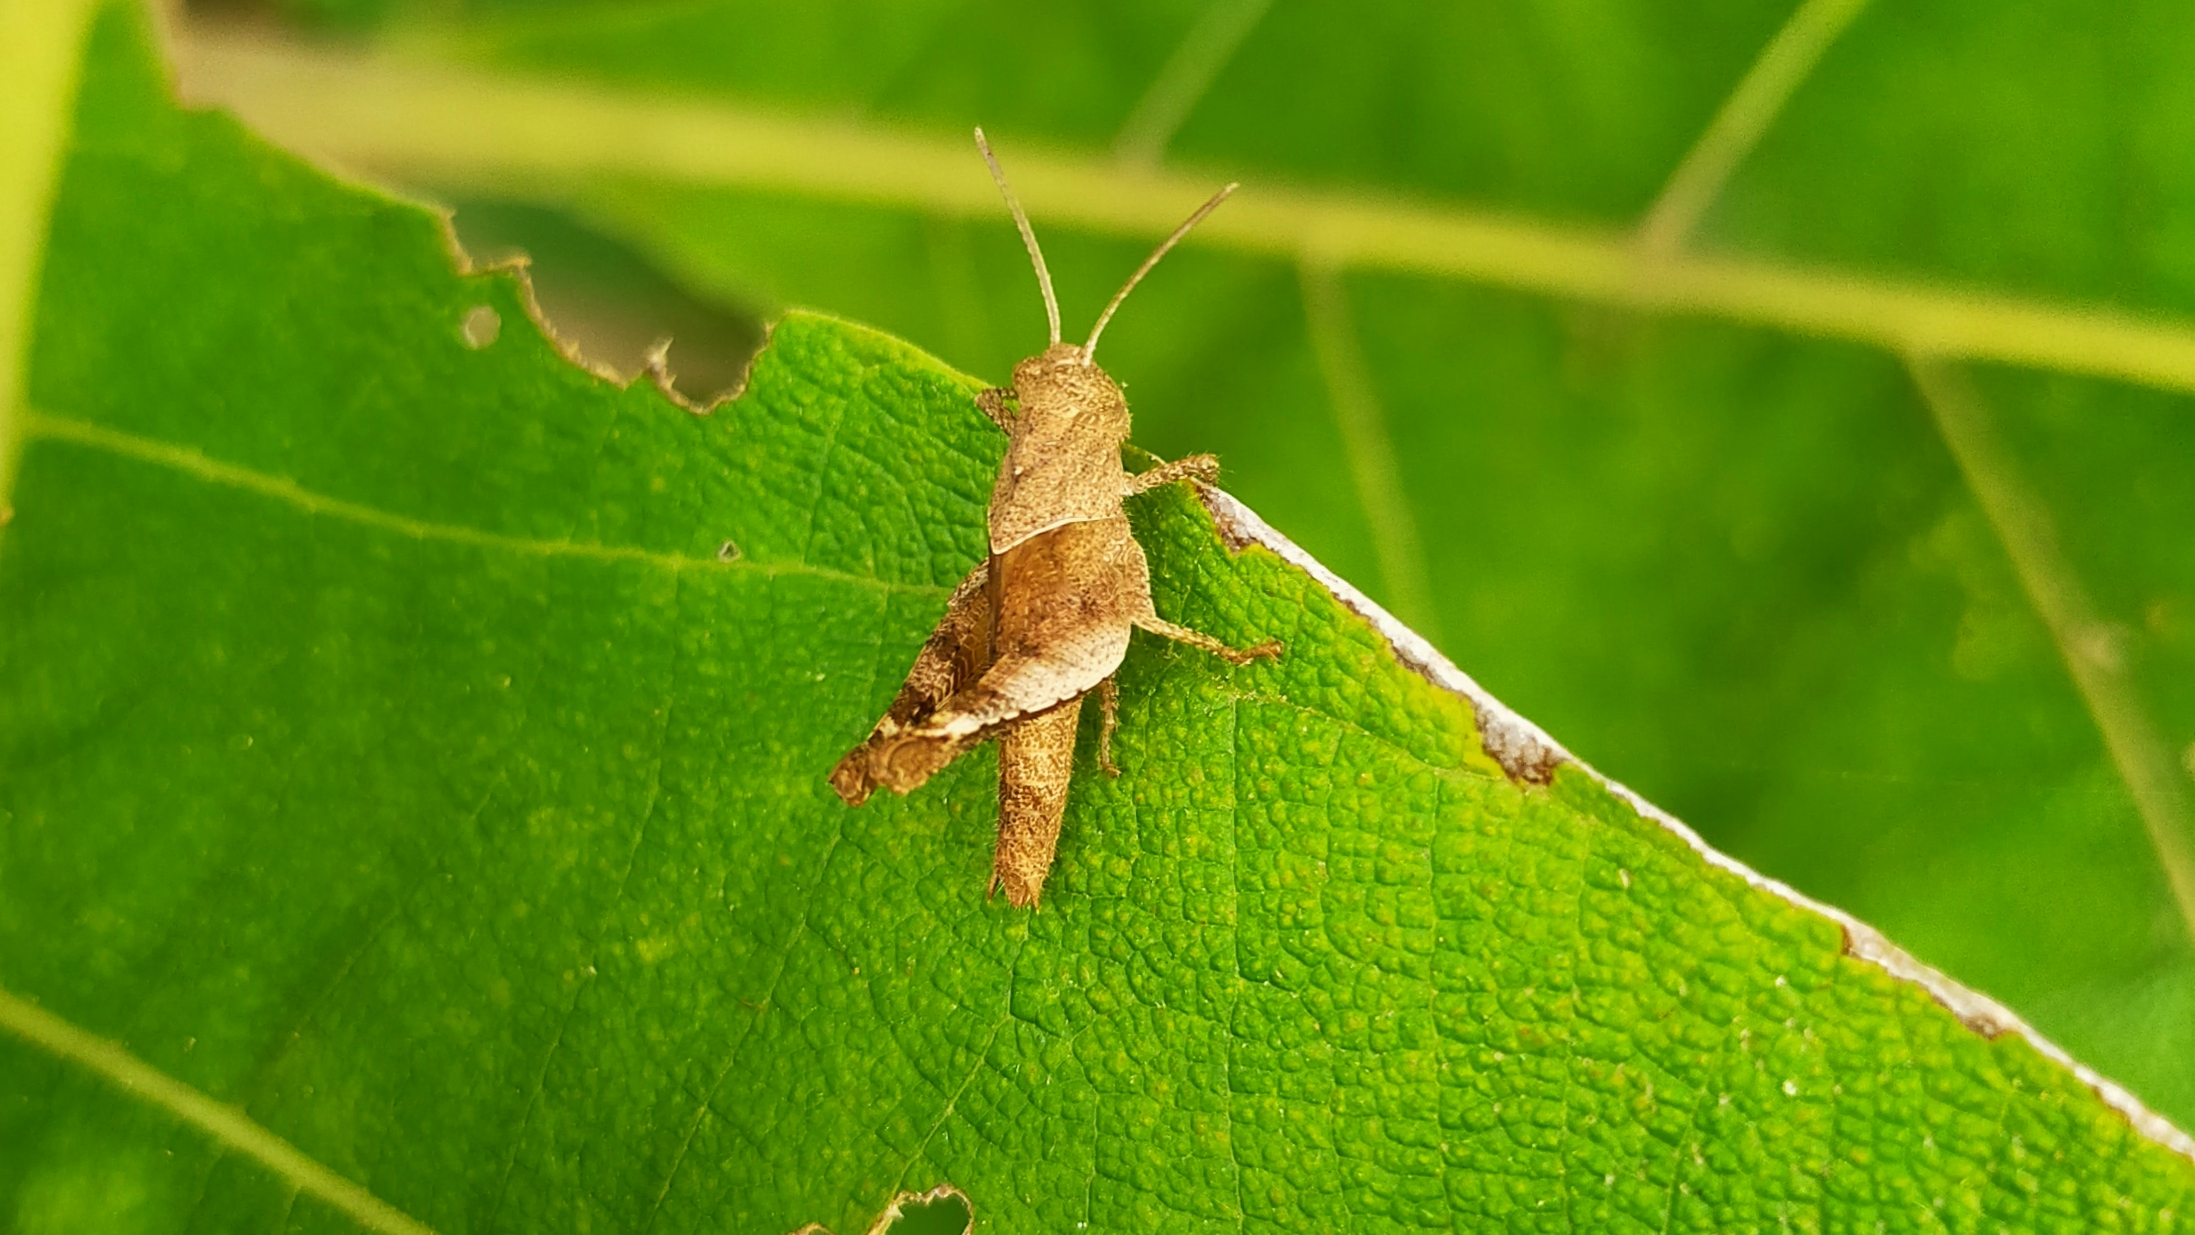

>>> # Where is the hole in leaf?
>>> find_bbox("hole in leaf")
[881,1190,971,1235]
[446,200,764,404]
[460,304,500,348]
[717,540,743,562]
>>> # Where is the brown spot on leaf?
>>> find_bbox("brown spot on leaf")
[1475,707,1564,786]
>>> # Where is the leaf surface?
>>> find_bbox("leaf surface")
[201,0,2195,1126]
[4,8,2195,1233]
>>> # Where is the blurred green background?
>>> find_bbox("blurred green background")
[174,0,2195,1130]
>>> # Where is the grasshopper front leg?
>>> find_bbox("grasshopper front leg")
[976,387,1017,430]
[1125,452,1219,496]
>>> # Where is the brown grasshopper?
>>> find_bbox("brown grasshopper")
[827,129,1282,908]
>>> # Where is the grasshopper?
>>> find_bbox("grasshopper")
[827,129,1282,908]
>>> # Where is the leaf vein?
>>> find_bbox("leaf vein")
[0,986,439,1235]
[486,590,681,1232]
[20,412,945,597]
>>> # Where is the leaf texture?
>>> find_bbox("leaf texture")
[5,8,2195,1233]
[227,0,2195,1126]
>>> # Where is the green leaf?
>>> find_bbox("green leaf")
[6,5,2195,1233]
[175,0,2195,1127]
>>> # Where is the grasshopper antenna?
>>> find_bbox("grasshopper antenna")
[974,127,1061,346]
[1082,182,1236,364]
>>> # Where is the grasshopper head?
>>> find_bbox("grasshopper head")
[1012,343,1130,441]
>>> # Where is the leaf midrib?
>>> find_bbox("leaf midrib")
[22,411,946,595]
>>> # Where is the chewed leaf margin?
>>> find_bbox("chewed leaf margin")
[791,1183,974,1235]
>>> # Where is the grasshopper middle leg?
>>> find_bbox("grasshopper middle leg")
[1133,614,1283,666]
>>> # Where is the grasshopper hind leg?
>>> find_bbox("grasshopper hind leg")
[829,563,991,806]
